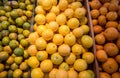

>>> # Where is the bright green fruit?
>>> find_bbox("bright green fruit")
[23,22,30,30]
[9,40,19,49]
[14,48,24,56]
[15,17,24,26]
[8,25,17,33]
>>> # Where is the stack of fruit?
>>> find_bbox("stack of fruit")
[27,0,96,78]
[0,0,34,78]
[90,0,120,78]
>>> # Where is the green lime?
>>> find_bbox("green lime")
[23,22,30,30]
[20,39,29,48]
[1,30,9,37]
[9,33,17,40]
[0,10,5,16]
[22,30,30,37]
[19,2,26,10]
[8,25,17,33]
[2,37,10,46]
[4,5,12,12]
[17,28,23,34]
[9,40,19,49]
[1,21,10,29]
[18,34,25,41]
[15,17,24,26]
[14,48,24,56]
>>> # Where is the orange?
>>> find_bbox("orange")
[46,12,56,23]
[28,45,38,56]
[40,59,53,72]
[35,5,46,14]
[58,25,70,36]
[72,44,82,55]
[42,29,54,41]
[58,44,70,56]
[74,59,87,71]
[35,37,47,50]
[64,8,74,18]
[72,27,84,38]
[82,52,95,64]
[56,13,67,25]
[78,71,91,78]
[13,69,22,78]
[52,34,64,45]
[59,62,69,71]
[51,0,57,6]
[67,18,79,29]
[36,25,47,36]
[41,0,52,10]
[64,33,76,46]
[36,51,48,61]
[49,68,58,78]
[58,0,68,11]
[65,53,76,65]
[27,56,39,68]
[31,68,44,78]
[47,21,59,32]
[46,42,57,54]
[69,2,82,10]
[50,6,60,15]
[35,14,46,25]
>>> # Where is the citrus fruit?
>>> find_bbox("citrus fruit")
[36,25,47,36]
[58,0,68,11]
[10,63,18,70]
[10,10,18,19]
[8,25,17,33]
[80,25,90,34]
[100,72,111,78]
[26,4,33,11]
[58,44,70,56]
[2,37,10,46]
[15,17,24,26]
[31,68,44,78]
[35,5,46,14]
[23,22,30,30]
[28,32,39,45]
[7,70,13,78]
[17,28,23,34]
[87,70,95,78]
[51,53,63,65]
[46,42,57,54]
[64,33,76,46]
[50,6,60,15]
[25,11,32,18]
[40,59,53,72]
[19,2,26,10]
[20,39,29,48]
[41,0,52,10]
[36,51,48,61]
[55,69,68,78]
[6,56,14,65]
[13,69,22,78]
[14,48,24,56]
[0,71,7,78]
[9,33,17,40]
[69,2,82,10]
[78,71,91,78]
[0,63,4,72]
[81,35,93,48]
[65,53,76,65]
[35,37,47,50]
[23,50,29,59]
[49,68,58,78]
[42,29,54,41]
[72,27,84,38]
[14,56,23,65]
[58,25,70,36]
[56,13,67,25]
[27,56,39,68]
[20,62,28,70]
[82,52,95,64]
[47,21,59,32]
[17,34,25,41]
[28,45,38,56]
[22,30,30,37]
[67,18,80,29]
[46,12,56,23]
[68,68,78,78]
[1,30,9,37]
[0,52,9,61]
[35,14,46,25]
[51,0,57,5]
[74,59,87,71]
[59,62,69,71]
[64,8,74,18]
